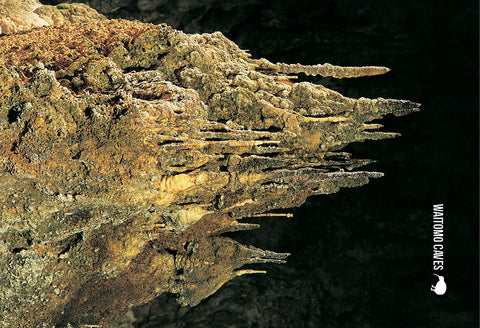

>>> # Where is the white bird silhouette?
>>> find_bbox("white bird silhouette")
[431,274,447,295]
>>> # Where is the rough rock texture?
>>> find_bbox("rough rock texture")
[0,14,419,328]
[0,0,106,34]
[38,1,477,327]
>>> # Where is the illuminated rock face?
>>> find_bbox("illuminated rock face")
[0,0,106,35]
[0,14,418,328]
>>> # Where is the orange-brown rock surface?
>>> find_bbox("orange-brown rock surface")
[0,11,419,328]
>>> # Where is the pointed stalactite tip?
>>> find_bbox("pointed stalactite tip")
[275,62,392,78]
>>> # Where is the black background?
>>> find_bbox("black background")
[42,1,479,327]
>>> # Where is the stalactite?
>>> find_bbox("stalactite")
[0,6,419,327]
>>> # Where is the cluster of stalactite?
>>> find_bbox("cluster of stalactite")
[0,6,418,327]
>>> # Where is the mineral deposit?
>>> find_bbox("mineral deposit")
[0,0,106,34]
[0,8,419,327]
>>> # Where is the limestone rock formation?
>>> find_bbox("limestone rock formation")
[0,0,106,35]
[0,12,419,328]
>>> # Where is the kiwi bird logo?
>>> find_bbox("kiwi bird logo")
[431,274,447,295]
